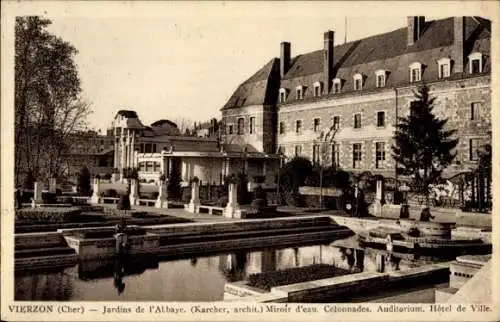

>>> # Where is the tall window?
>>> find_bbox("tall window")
[313,144,320,165]
[314,118,321,132]
[470,102,481,121]
[279,88,287,103]
[469,138,480,161]
[331,143,340,167]
[278,145,285,155]
[352,143,362,168]
[295,145,302,157]
[375,142,385,168]
[295,120,302,134]
[376,74,385,87]
[410,62,422,82]
[296,86,303,100]
[279,122,285,134]
[438,58,451,78]
[354,113,362,129]
[228,125,233,135]
[353,73,363,90]
[468,52,483,74]
[332,116,340,130]
[237,118,245,135]
[333,79,342,94]
[377,111,385,127]
[249,117,255,134]
[314,82,322,97]
[152,144,157,153]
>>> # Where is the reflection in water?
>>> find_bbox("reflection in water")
[15,238,442,301]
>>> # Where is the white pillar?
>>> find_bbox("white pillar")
[49,177,57,193]
[374,180,384,217]
[126,130,131,168]
[90,178,101,204]
[32,182,43,208]
[129,178,139,206]
[187,180,200,213]
[155,180,168,208]
[225,183,240,218]
[131,131,135,167]
[120,128,126,181]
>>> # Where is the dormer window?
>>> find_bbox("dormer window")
[279,88,287,103]
[333,78,342,94]
[353,73,363,90]
[409,62,422,82]
[468,52,483,74]
[375,70,386,87]
[313,82,322,97]
[296,86,304,100]
[437,58,451,79]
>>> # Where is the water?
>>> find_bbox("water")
[15,237,438,301]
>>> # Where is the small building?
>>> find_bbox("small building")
[112,110,279,187]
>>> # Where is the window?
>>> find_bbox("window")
[294,145,302,157]
[332,116,340,130]
[375,142,385,168]
[469,139,480,161]
[438,58,451,78]
[295,120,302,134]
[228,124,233,135]
[237,118,245,135]
[314,118,321,132]
[313,144,320,165]
[470,102,481,121]
[377,111,385,127]
[279,88,287,103]
[354,113,362,129]
[249,117,255,134]
[152,144,157,153]
[353,73,363,90]
[278,146,285,155]
[333,78,342,94]
[410,62,422,82]
[468,52,482,74]
[296,86,304,100]
[375,70,386,87]
[279,122,285,134]
[352,143,362,168]
[154,161,161,172]
[331,143,340,167]
[314,82,322,97]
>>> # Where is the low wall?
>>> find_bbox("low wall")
[15,232,64,250]
[15,253,77,271]
[456,212,491,229]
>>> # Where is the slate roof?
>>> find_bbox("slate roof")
[222,16,490,109]
[221,58,280,110]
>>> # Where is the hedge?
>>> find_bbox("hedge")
[247,264,351,291]
[15,207,83,224]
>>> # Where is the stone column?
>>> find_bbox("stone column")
[49,177,57,193]
[375,253,386,273]
[90,178,101,204]
[373,180,384,217]
[120,128,126,181]
[129,178,139,206]
[131,131,136,167]
[155,180,168,208]
[32,182,43,208]
[225,183,240,218]
[187,180,200,213]
[261,250,277,273]
[126,130,131,168]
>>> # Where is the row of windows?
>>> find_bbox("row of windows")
[138,161,162,172]
[280,111,386,135]
[227,117,256,135]
[278,138,482,166]
[279,53,484,103]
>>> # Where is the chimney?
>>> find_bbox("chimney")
[407,16,425,46]
[453,16,465,73]
[280,42,291,78]
[324,30,334,94]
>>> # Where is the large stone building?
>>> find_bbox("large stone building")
[222,16,491,178]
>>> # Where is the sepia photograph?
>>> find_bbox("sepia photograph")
[1,1,498,321]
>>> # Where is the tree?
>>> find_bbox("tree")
[15,17,92,185]
[279,157,313,206]
[392,84,458,205]
[77,166,91,196]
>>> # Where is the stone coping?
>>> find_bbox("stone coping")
[456,255,491,265]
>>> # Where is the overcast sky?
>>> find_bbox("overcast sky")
[40,3,476,131]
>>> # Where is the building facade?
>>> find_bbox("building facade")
[222,16,491,178]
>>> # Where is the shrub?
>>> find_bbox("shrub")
[23,171,35,190]
[42,192,57,204]
[168,170,182,200]
[102,173,112,180]
[77,166,91,196]
[101,188,118,198]
[117,194,131,210]
[15,207,83,224]
[215,196,228,207]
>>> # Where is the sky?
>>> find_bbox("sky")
[42,3,449,132]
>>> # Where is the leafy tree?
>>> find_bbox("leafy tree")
[77,166,91,196]
[392,84,458,205]
[15,17,91,185]
[167,170,182,200]
[279,157,313,206]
